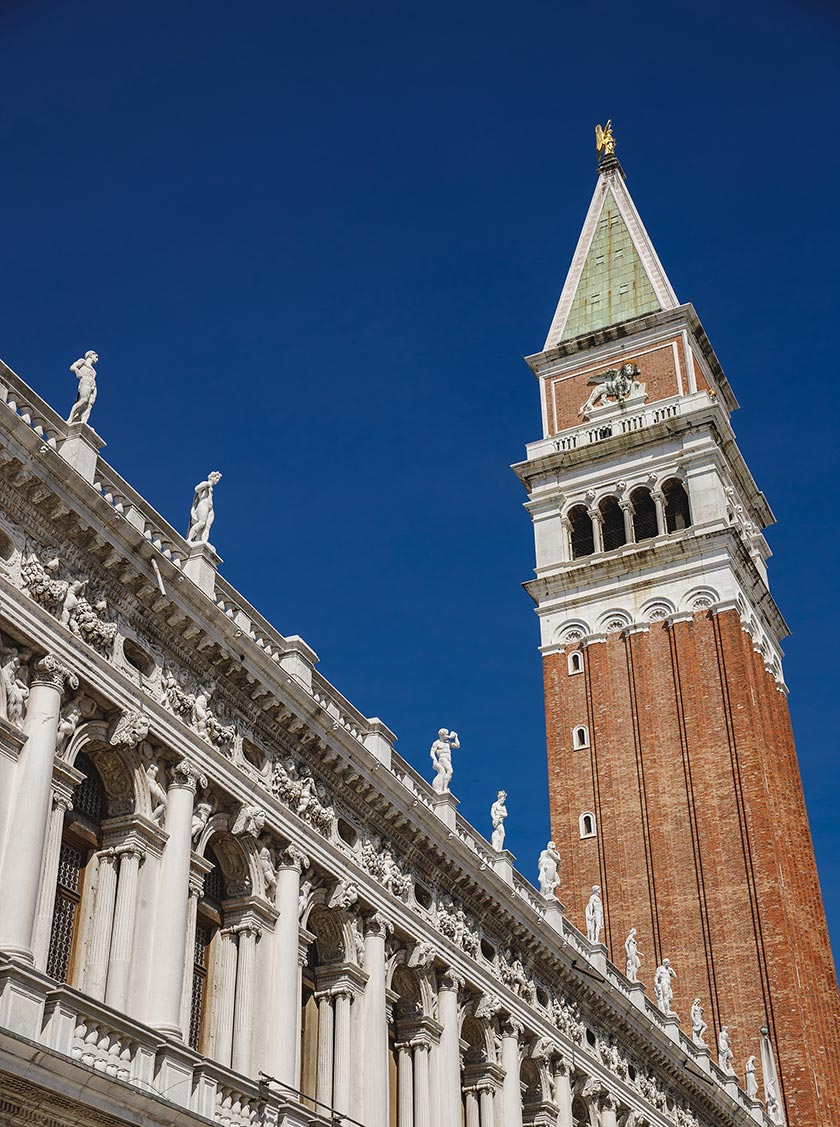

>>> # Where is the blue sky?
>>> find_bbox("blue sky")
[2,1,839,959]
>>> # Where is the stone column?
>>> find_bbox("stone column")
[600,1095,618,1127]
[437,969,464,1127]
[146,759,205,1037]
[86,848,119,999]
[315,990,335,1109]
[212,926,239,1067]
[0,656,77,961]
[179,878,204,1037]
[413,1039,431,1127]
[363,912,391,1127]
[32,791,73,970]
[397,1042,414,1127]
[333,986,353,1114]
[587,508,603,554]
[500,1019,523,1127]
[620,499,634,543]
[478,1081,496,1127]
[105,844,144,1011]
[269,844,309,1087]
[651,490,666,536]
[464,1087,480,1127]
[231,922,261,1075]
[551,1060,573,1127]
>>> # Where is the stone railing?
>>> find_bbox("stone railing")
[311,671,370,743]
[0,360,67,450]
[90,459,189,567]
[549,399,682,453]
[0,958,332,1127]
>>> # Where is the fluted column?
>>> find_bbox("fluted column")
[551,1060,573,1127]
[269,844,309,1087]
[464,1087,480,1127]
[500,1018,523,1127]
[212,926,238,1067]
[315,990,335,1108]
[232,922,261,1075]
[332,986,353,1113]
[363,912,391,1127]
[0,656,77,961]
[104,843,145,1011]
[478,1081,496,1127]
[437,969,464,1127]
[397,1042,414,1127]
[146,759,205,1037]
[86,848,119,999]
[179,878,204,1037]
[413,1038,431,1127]
[32,791,73,970]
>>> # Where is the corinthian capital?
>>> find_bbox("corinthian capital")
[33,654,79,694]
[363,911,393,939]
[438,967,465,993]
[170,758,208,792]
[276,842,310,872]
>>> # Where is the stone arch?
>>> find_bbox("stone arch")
[640,598,675,623]
[520,1056,544,1108]
[553,619,591,646]
[196,822,252,899]
[681,586,719,613]
[308,904,350,966]
[598,609,631,635]
[64,720,138,817]
[460,1010,497,1065]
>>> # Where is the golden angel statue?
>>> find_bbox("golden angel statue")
[595,120,616,158]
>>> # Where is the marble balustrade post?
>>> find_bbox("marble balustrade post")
[478,1082,496,1127]
[437,969,464,1127]
[146,759,205,1037]
[363,912,391,1127]
[501,1019,524,1127]
[0,656,77,962]
[332,986,354,1114]
[104,844,145,1011]
[552,1061,573,1127]
[412,1039,431,1127]
[269,844,309,1088]
[397,1042,414,1127]
[464,1087,480,1127]
[86,848,119,999]
[32,791,73,970]
[232,922,261,1075]
[179,880,204,1037]
[315,990,335,1109]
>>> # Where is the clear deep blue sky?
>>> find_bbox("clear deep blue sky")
[3,1,839,958]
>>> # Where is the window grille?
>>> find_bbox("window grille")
[46,842,84,982]
[631,487,659,541]
[189,925,211,1050]
[568,505,595,559]
[73,753,106,822]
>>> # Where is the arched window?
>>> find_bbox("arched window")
[568,505,595,559]
[631,486,659,541]
[663,478,691,532]
[579,812,597,839]
[599,495,626,552]
[573,725,589,750]
[567,650,584,675]
[46,753,106,986]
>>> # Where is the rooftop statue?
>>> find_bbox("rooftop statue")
[67,351,100,426]
[537,840,561,898]
[690,998,708,1047]
[624,927,642,983]
[585,884,604,944]
[654,958,677,1016]
[490,789,508,851]
[595,119,616,158]
[430,727,459,794]
[187,471,222,546]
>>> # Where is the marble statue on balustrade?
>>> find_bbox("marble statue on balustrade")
[653,958,676,1016]
[624,927,642,983]
[585,885,604,944]
[146,763,168,826]
[537,840,561,898]
[690,998,708,1046]
[490,790,508,851]
[187,471,222,546]
[745,1055,758,1100]
[718,1027,735,1075]
[0,646,29,728]
[430,728,459,794]
[67,350,100,426]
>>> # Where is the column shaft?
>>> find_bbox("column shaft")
[179,887,202,1037]
[232,925,259,1075]
[397,1044,414,1127]
[105,847,143,1010]
[269,862,304,1086]
[32,795,70,970]
[437,977,462,1127]
[501,1028,523,1127]
[213,928,238,1067]
[316,992,335,1109]
[413,1043,431,1127]
[464,1089,479,1127]
[478,1084,496,1127]
[363,919,389,1127]
[600,1102,618,1127]
[332,989,353,1113]
[86,850,119,999]
[553,1068,573,1127]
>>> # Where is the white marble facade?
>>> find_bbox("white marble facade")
[0,357,773,1127]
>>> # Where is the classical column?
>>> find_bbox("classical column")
[464,1087,480,1127]
[413,1038,431,1127]
[0,656,77,961]
[600,1094,618,1127]
[146,759,205,1037]
[179,877,204,1036]
[212,926,238,1067]
[332,986,353,1114]
[500,1019,523,1127]
[86,848,119,999]
[105,844,145,1011]
[363,912,391,1127]
[651,490,666,536]
[397,1042,414,1127]
[620,499,634,543]
[32,791,73,970]
[269,844,309,1087]
[232,922,261,1075]
[551,1059,573,1127]
[437,969,464,1127]
[478,1081,496,1127]
[315,990,335,1109]
[588,508,603,554]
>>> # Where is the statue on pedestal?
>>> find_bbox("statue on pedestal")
[624,928,642,982]
[745,1055,758,1099]
[690,998,708,1046]
[490,790,508,851]
[585,885,604,944]
[187,471,222,545]
[718,1026,735,1075]
[537,840,561,898]
[67,351,100,426]
[654,958,676,1015]
[430,728,459,794]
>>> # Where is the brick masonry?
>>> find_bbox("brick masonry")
[544,608,840,1125]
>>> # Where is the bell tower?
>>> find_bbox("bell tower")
[514,131,840,1125]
